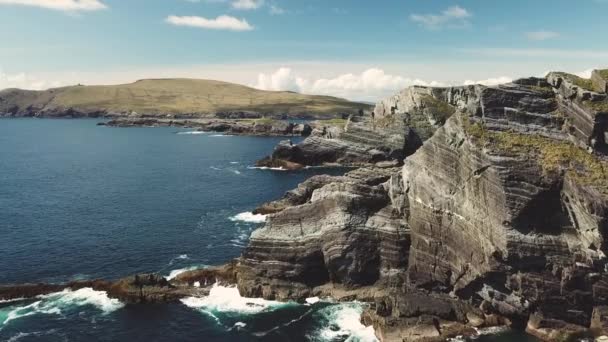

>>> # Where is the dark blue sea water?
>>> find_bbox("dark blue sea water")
[0,119,537,341]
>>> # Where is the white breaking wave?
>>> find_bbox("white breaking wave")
[168,254,190,265]
[232,170,241,175]
[180,283,292,315]
[313,303,378,342]
[0,298,25,304]
[176,131,207,135]
[305,297,320,305]
[232,321,247,330]
[0,288,123,327]
[247,166,287,171]
[210,134,231,137]
[165,265,204,281]
[230,212,267,223]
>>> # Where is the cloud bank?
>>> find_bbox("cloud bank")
[253,67,511,101]
[0,0,107,11]
[0,70,63,90]
[166,15,253,31]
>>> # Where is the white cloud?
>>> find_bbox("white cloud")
[410,5,471,30]
[463,76,512,86]
[574,69,594,78]
[0,0,106,11]
[0,69,64,90]
[255,67,305,92]
[526,30,560,41]
[231,0,263,10]
[166,15,253,31]
[254,67,450,101]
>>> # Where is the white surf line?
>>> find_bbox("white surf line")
[229,212,267,224]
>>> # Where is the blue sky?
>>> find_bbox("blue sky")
[1,0,607,100]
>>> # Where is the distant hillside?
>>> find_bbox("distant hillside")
[0,79,371,119]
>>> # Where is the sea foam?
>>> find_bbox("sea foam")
[247,166,287,171]
[0,288,123,327]
[180,283,290,315]
[229,212,267,224]
[165,265,204,281]
[176,131,207,135]
[313,303,378,342]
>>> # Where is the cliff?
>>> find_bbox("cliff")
[256,86,456,169]
[3,70,608,341]
[238,70,608,341]
[0,78,371,119]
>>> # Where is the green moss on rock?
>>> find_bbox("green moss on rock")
[316,118,348,128]
[421,94,456,118]
[583,100,608,113]
[527,85,555,97]
[552,72,596,92]
[462,114,608,192]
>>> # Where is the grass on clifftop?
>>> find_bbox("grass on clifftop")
[316,118,348,127]
[552,72,596,92]
[463,116,608,191]
[583,100,608,113]
[421,94,456,118]
[598,69,608,79]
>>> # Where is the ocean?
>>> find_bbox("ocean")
[0,119,537,341]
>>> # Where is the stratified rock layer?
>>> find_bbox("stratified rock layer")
[257,87,458,168]
[237,72,608,341]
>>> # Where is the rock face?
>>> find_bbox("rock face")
[256,88,457,168]
[100,118,313,137]
[236,72,608,341]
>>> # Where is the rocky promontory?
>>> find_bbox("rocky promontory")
[237,69,608,341]
[255,86,455,169]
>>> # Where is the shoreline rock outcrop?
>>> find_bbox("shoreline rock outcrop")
[99,118,313,137]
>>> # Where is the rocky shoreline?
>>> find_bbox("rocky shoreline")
[98,118,313,137]
[3,69,608,341]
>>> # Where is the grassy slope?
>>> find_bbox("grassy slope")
[0,78,371,118]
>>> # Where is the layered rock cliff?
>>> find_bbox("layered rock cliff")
[256,86,457,169]
[237,70,608,341]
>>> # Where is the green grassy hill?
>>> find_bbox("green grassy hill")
[0,78,371,119]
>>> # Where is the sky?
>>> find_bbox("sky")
[0,0,607,101]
